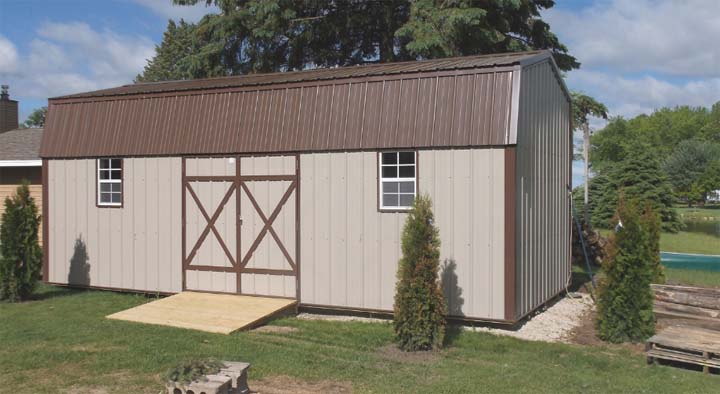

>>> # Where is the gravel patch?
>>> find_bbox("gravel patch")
[468,293,595,343]
[297,313,388,324]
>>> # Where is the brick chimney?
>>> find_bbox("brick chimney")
[0,84,19,133]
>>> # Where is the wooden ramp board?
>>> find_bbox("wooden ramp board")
[646,325,720,374]
[106,292,296,334]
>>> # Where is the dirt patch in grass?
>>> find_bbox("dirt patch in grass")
[375,344,441,364]
[64,388,109,394]
[568,308,645,354]
[568,308,604,347]
[251,375,352,393]
[252,325,299,334]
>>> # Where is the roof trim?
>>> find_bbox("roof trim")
[50,66,519,105]
[0,160,42,167]
[50,50,550,102]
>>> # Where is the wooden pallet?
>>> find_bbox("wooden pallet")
[646,325,720,374]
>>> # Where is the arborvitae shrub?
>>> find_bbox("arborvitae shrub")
[393,195,446,351]
[0,183,42,302]
[596,195,656,343]
[642,204,665,284]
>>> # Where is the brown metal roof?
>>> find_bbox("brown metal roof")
[42,51,555,158]
[0,128,43,161]
[53,51,548,101]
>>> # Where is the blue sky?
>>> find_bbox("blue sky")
[1,1,718,186]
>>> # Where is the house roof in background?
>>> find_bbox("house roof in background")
[51,51,550,101]
[0,128,44,163]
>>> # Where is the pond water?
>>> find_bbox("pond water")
[659,218,719,271]
[661,252,720,272]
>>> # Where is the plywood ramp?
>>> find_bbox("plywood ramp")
[106,292,296,334]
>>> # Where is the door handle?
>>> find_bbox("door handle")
[238,215,243,225]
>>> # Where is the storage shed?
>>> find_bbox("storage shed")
[40,50,571,323]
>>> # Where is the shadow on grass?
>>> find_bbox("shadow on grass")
[569,263,601,293]
[444,324,463,347]
[29,284,84,301]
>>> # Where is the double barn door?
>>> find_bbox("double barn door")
[182,155,299,298]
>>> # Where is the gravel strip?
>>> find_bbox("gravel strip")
[297,293,595,344]
[297,313,389,324]
[468,293,595,343]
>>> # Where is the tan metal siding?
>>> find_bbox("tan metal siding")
[47,158,182,293]
[514,60,572,318]
[299,149,506,320]
[42,71,516,158]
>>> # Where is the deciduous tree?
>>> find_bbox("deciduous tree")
[663,140,720,206]
[571,92,608,225]
[20,107,47,128]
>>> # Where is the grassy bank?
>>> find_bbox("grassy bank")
[0,284,717,393]
[676,205,720,220]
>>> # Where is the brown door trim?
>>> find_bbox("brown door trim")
[181,155,301,296]
[235,157,242,293]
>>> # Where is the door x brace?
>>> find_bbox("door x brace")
[184,182,237,268]
[239,180,297,273]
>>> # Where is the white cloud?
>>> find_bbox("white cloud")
[28,40,73,71]
[568,70,720,119]
[38,22,154,83]
[133,0,218,23]
[545,0,720,78]
[0,35,19,74]
[1,22,155,100]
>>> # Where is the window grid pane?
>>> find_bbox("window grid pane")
[98,158,123,206]
[380,151,416,209]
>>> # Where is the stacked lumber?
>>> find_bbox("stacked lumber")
[652,284,720,322]
[646,325,720,374]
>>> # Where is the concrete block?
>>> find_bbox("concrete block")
[219,361,251,394]
[166,374,232,394]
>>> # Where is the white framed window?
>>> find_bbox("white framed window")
[97,158,123,207]
[379,151,416,211]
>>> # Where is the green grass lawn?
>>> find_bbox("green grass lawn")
[0,285,717,393]
[598,228,718,255]
[660,231,720,255]
[664,268,720,288]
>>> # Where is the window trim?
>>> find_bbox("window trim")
[96,158,123,208]
[377,150,418,212]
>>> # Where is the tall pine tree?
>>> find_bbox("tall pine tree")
[138,0,578,82]
[592,144,681,232]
